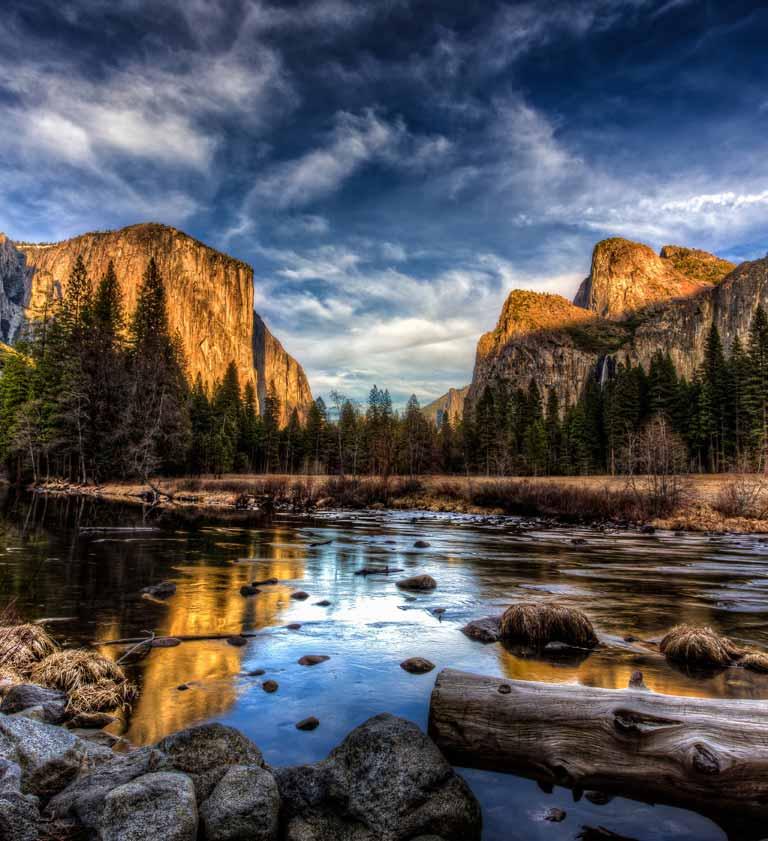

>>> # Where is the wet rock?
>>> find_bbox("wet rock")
[585,790,613,805]
[262,681,279,694]
[400,658,436,675]
[298,655,330,667]
[253,578,279,586]
[396,574,437,591]
[177,683,191,691]
[461,616,502,644]
[354,566,403,576]
[141,582,176,598]
[227,636,248,647]
[240,585,260,597]
[414,540,431,548]
[152,637,182,647]
[49,747,168,831]
[628,670,648,691]
[201,764,280,841]
[295,717,320,731]
[1,684,68,723]
[0,714,95,798]
[246,669,266,677]
[497,684,511,695]
[286,623,302,631]
[66,711,116,730]
[101,771,197,841]
[274,713,481,841]
[291,591,310,601]
[430,607,446,617]
[0,759,39,841]
[315,600,332,607]
[157,722,264,802]
[544,807,567,822]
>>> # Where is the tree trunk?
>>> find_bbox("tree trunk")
[428,669,768,823]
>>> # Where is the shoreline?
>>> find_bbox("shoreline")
[25,473,768,534]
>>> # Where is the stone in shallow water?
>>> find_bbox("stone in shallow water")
[291,591,310,600]
[400,658,436,675]
[200,764,280,841]
[274,713,481,841]
[295,717,320,731]
[101,771,198,841]
[262,681,279,694]
[396,574,437,591]
[297,655,330,667]
[460,616,502,644]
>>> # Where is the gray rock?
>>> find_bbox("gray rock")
[101,771,197,841]
[200,764,280,841]
[0,713,97,798]
[275,713,481,841]
[0,757,40,841]
[460,616,502,644]
[157,722,264,801]
[48,746,167,831]
[0,684,68,724]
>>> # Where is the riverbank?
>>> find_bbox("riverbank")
[32,473,768,533]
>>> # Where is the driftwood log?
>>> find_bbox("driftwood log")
[428,669,768,823]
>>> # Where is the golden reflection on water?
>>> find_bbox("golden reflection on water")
[97,529,307,745]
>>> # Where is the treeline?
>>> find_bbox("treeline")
[2,254,768,482]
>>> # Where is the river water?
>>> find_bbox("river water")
[2,488,767,840]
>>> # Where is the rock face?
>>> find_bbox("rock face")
[0,223,312,421]
[253,313,313,426]
[468,237,752,413]
[573,238,734,320]
[422,386,469,426]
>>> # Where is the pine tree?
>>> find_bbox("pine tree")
[746,306,768,470]
[701,323,728,471]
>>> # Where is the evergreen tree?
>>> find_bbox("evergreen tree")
[746,306,768,470]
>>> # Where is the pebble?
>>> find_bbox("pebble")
[262,680,279,693]
[298,655,330,666]
[400,657,435,674]
[295,717,320,731]
[291,591,310,600]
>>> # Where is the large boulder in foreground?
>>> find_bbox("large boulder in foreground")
[157,722,265,801]
[101,771,198,841]
[200,764,280,841]
[48,746,168,831]
[0,758,39,841]
[0,713,105,798]
[274,713,481,841]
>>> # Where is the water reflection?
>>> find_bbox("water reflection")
[3,488,768,840]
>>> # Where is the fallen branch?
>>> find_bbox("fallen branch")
[94,631,264,647]
[428,668,768,823]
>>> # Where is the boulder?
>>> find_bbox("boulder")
[200,765,280,841]
[0,759,39,841]
[0,684,68,724]
[0,713,96,798]
[157,722,264,801]
[48,746,168,831]
[101,771,197,841]
[460,617,502,644]
[274,713,481,841]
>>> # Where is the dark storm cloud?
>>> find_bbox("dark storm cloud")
[1,0,767,404]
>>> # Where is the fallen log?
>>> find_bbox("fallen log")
[428,668,768,823]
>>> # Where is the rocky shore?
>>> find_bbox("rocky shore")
[0,685,481,841]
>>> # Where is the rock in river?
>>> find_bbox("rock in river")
[400,658,436,675]
[274,713,481,841]
[298,655,330,667]
[295,717,320,731]
[460,616,502,644]
[396,574,437,591]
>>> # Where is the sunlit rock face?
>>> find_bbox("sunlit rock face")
[0,223,312,420]
[573,237,735,320]
[252,313,313,425]
[422,386,469,425]
[468,237,764,412]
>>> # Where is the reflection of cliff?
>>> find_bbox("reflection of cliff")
[97,530,307,745]
[495,646,765,701]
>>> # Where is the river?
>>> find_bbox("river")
[2,487,767,840]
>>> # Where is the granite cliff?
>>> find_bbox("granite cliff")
[468,237,760,413]
[0,223,312,423]
[422,386,469,425]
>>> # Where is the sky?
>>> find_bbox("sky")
[1,0,767,408]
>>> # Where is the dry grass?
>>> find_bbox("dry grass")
[30,649,138,713]
[499,602,598,649]
[0,623,58,671]
[38,472,768,531]
[659,625,744,668]
[0,665,24,685]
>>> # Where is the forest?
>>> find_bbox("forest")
[1,256,768,483]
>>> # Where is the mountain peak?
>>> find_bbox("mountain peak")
[573,237,735,320]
